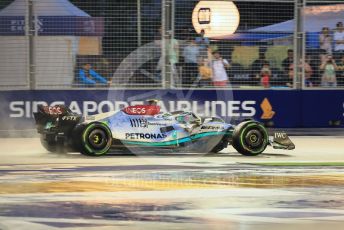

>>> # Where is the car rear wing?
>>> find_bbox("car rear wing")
[33,105,80,134]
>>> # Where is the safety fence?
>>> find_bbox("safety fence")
[0,0,344,89]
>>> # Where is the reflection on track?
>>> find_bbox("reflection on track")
[1,137,344,229]
[1,162,344,229]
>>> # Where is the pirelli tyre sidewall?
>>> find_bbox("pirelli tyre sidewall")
[232,121,268,156]
[79,122,112,156]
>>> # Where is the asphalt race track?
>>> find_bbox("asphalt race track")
[0,136,344,230]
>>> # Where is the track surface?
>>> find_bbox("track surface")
[0,137,344,230]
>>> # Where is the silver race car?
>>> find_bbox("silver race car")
[34,100,295,156]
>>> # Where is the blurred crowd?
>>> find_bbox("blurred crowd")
[74,22,344,88]
[317,21,344,87]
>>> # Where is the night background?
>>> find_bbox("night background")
[0,0,297,55]
[0,0,341,62]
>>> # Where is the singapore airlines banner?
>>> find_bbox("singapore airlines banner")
[0,90,343,135]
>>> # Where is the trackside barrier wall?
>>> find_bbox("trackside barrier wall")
[0,90,343,135]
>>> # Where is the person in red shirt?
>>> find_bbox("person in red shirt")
[260,61,271,88]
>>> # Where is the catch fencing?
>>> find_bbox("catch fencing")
[0,0,343,89]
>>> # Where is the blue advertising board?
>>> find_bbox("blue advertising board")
[0,16,25,35]
[302,90,344,127]
[0,16,104,36]
[38,16,104,36]
[0,90,343,134]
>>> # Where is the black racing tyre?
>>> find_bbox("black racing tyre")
[232,121,268,156]
[78,122,112,156]
[40,135,65,153]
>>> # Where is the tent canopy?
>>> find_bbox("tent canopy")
[213,32,292,41]
[0,0,98,89]
[0,0,89,16]
[251,4,344,33]
[217,4,344,41]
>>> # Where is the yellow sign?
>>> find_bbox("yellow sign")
[260,98,275,119]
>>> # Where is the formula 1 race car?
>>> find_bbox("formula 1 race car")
[33,100,295,156]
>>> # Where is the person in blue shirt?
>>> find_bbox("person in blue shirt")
[78,63,109,86]
[182,39,201,86]
[195,29,210,59]
[195,29,210,49]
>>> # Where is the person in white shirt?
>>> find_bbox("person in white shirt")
[333,22,344,61]
[211,51,230,87]
[319,27,332,55]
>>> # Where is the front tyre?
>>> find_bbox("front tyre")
[79,122,112,156]
[232,121,268,156]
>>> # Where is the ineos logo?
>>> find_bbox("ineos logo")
[43,106,63,115]
[125,107,146,114]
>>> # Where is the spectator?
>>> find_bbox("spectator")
[259,61,272,88]
[336,54,344,87]
[287,57,314,88]
[198,47,215,87]
[77,63,109,86]
[334,22,344,61]
[319,27,332,55]
[156,27,179,80]
[285,64,294,87]
[316,49,329,86]
[320,54,337,87]
[182,39,201,86]
[198,58,213,87]
[319,48,329,67]
[282,49,294,74]
[169,38,180,70]
[251,53,269,85]
[211,51,230,87]
[195,29,210,59]
[95,57,111,81]
[195,29,210,49]
[303,55,314,87]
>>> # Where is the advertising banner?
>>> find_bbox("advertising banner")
[302,90,344,127]
[0,16,104,36]
[0,90,343,135]
[0,16,25,35]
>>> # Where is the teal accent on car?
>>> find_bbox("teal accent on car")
[122,131,227,147]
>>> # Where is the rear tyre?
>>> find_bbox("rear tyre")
[40,135,65,153]
[232,121,268,156]
[78,122,112,156]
